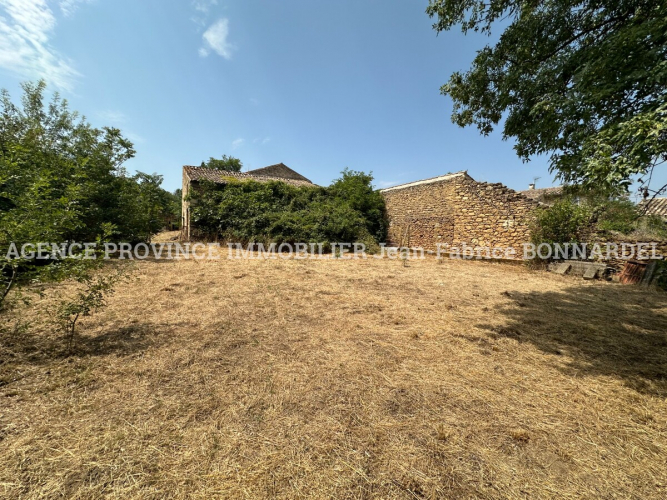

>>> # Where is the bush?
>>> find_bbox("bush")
[653,261,667,291]
[530,198,593,250]
[189,169,387,249]
[588,196,667,240]
[56,265,129,352]
[530,193,667,264]
[1,81,176,308]
[595,199,639,234]
[629,215,667,241]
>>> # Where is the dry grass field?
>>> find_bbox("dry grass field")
[1,246,667,498]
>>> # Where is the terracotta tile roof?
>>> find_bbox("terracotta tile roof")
[183,166,315,188]
[518,186,564,201]
[640,197,667,218]
[247,163,312,183]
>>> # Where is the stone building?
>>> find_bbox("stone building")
[380,171,538,255]
[181,163,314,240]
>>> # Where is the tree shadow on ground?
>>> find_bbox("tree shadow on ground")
[476,284,667,397]
[0,320,172,367]
[72,323,165,357]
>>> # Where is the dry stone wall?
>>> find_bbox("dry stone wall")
[452,176,538,250]
[381,173,538,256]
[382,177,457,249]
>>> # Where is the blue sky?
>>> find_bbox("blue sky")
[0,0,658,198]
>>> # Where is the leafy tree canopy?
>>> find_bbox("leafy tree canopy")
[0,81,178,308]
[201,155,242,172]
[427,0,667,194]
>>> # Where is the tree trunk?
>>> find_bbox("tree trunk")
[0,266,17,308]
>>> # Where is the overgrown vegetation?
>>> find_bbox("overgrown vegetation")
[530,195,667,261]
[594,199,640,234]
[653,260,667,290]
[530,199,593,249]
[189,168,387,250]
[0,81,177,310]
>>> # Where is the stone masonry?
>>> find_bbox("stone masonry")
[380,172,538,255]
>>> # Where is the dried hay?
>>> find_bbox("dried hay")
[1,250,666,498]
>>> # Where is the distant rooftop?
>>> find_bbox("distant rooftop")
[640,197,667,218]
[518,185,564,201]
[183,165,315,188]
[246,163,312,183]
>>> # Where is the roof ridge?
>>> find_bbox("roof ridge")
[246,163,312,183]
[183,165,316,187]
[518,185,563,192]
[378,171,468,192]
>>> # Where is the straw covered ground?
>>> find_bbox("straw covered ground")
[1,247,666,498]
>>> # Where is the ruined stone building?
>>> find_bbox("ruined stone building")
[182,164,540,254]
[181,163,314,239]
[380,171,538,254]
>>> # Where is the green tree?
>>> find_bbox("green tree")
[329,168,387,243]
[169,188,183,230]
[426,0,667,194]
[201,155,243,172]
[1,82,130,307]
[116,173,180,241]
[0,81,174,308]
